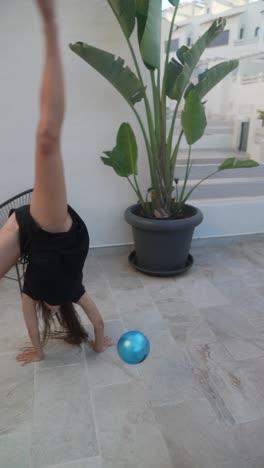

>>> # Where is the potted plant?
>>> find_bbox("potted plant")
[70,0,258,276]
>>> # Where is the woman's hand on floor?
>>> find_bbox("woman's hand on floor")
[16,347,44,365]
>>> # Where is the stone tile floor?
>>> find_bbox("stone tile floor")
[1,238,264,467]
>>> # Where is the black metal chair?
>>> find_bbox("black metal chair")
[0,189,33,294]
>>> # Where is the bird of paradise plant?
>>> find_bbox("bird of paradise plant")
[70,0,258,219]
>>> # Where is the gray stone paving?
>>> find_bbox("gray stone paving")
[1,238,264,467]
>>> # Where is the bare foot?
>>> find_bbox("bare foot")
[36,0,56,21]
[88,336,115,353]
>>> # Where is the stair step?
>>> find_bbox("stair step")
[187,181,264,200]
[177,150,249,162]
[166,115,234,127]
[173,126,233,135]
[178,158,231,165]
[176,165,264,180]
[194,196,264,238]
[174,135,234,150]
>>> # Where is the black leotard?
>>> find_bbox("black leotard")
[13,205,89,305]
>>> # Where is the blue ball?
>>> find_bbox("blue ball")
[117,331,150,365]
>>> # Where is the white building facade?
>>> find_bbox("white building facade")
[163,0,264,161]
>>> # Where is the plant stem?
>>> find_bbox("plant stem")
[157,68,164,173]
[130,104,157,187]
[133,175,151,215]
[150,70,161,147]
[181,169,220,207]
[157,68,161,99]
[170,130,183,210]
[150,69,166,205]
[175,179,179,202]
[160,4,179,213]
[161,4,178,149]
[167,100,180,159]
[170,129,184,185]
[161,5,178,110]
[109,9,160,205]
[127,176,138,194]
[177,145,192,210]
[127,39,159,178]
[127,176,151,216]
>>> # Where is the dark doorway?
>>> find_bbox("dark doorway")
[239,121,249,152]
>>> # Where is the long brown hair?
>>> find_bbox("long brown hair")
[37,301,89,346]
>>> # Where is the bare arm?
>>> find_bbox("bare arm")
[16,295,44,365]
[78,293,114,353]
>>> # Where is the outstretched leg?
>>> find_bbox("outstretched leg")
[30,0,70,233]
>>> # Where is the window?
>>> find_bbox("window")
[164,38,179,52]
[239,27,244,39]
[255,27,260,37]
[187,37,191,47]
[208,30,230,47]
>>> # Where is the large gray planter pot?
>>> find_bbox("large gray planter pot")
[124,203,203,276]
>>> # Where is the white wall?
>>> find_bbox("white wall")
[0,0,151,248]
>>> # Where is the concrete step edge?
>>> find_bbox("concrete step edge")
[178,176,264,186]
[192,195,264,205]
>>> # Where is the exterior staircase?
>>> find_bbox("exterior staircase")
[168,112,234,150]
[176,149,264,201]
[167,115,264,238]
[175,149,264,239]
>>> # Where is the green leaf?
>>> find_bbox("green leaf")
[218,157,236,170]
[136,0,161,69]
[107,0,136,38]
[184,60,238,101]
[117,123,138,175]
[182,89,207,145]
[166,58,183,99]
[136,0,148,42]
[195,60,239,99]
[172,18,226,100]
[69,42,145,106]
[235,159,259,168]
[166,46,190,99]
[101,149,128,176]
[176,45,189,65]
[101,123,138,177]
[218,158,259,171]
[184,83,195,99]
[168,0,180,5]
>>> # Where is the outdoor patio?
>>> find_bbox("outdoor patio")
[1,237,264,468]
